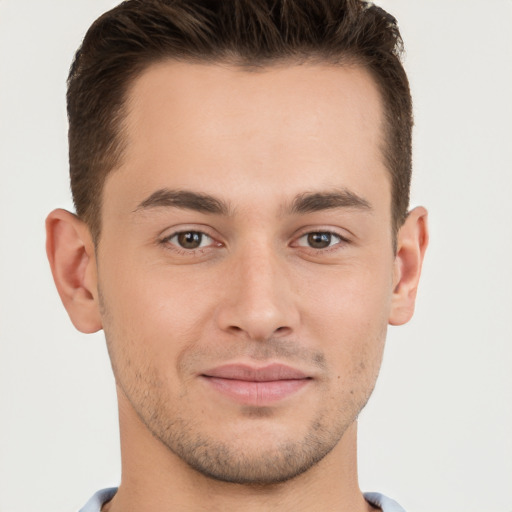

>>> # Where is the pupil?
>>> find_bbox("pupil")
[307,232,331,249]
[178,232,202,249]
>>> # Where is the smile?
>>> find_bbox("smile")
[200,363,312,406]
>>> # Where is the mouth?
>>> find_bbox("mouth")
[200,363,312,406]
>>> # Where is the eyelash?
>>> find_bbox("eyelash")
[160,230,220,256]
[160,228,351,256]
[294,231,349,252]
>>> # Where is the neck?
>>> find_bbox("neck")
[104,392,374,512]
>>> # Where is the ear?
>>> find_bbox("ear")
[46,209,102,333]
[389,206,429,326]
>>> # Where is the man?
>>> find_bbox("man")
[46,0,428,510]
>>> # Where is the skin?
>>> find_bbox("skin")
[46,62,428,512]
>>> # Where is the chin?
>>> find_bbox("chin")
[149,410,350,486]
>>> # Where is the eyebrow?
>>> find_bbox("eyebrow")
[289,189,372,214]
[134,187,372,216]
[135,189,231,215]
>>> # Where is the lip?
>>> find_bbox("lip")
[200,363,311,406]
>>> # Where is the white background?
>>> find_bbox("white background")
[1,1,511,511]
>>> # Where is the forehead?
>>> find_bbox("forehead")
[109,61,388,213]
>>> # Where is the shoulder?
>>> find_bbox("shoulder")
[79,488,402,512]
[79,488,118,512]
[364,492,407,512]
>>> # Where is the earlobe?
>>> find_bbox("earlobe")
[388,206,429,326]
[46,209,102,333]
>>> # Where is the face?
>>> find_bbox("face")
[97,62,396,484]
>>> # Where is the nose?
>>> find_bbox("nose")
[215,243,299,341]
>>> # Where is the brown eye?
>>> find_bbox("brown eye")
[176,231,205,249]
[306,232,334,249]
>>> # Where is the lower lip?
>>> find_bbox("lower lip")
[202,376,309,406]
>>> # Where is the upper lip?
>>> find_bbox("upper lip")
[201,363,309,382]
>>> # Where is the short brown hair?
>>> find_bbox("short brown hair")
[67,0,412,241]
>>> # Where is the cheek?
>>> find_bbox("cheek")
[299,261,392,379]
[98,256,221,378]
[301,257,393,331]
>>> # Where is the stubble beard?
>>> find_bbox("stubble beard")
[100,291,382,486]
[137,403,348,485]
[116,361,376,486]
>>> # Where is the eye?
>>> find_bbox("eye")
[166,231,213,250]
[296,232,343,249]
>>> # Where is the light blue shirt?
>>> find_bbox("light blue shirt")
[79,487,406,511]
